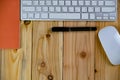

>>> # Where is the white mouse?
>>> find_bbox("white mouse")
[98,26,120,65]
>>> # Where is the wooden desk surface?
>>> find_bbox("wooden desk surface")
[0,1,120,80]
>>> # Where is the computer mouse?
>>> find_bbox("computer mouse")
[98,26,120,65]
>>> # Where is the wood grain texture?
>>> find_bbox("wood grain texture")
[63,22,96,80]
[20,21,32,80]
[0,21,32,80]
[0,1,120,80]
[32,21,63,80]
[1,49,23,80]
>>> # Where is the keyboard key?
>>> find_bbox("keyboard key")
[96,13,102,17]
[49,13,80,19]
[49,7,55,12]
[35,13,40,18]
[95,7,100,12]
[59,1,64,5]
[103,17,108,19]
[62,7,67,12]
[22,13,27,19]
[75,7,81,12]
[46,1,52,5]
[65,1,71,5]
[85,1,90,5]
[96,17,102,20]
[22,1,32,5]
[33,1,38,5]
[69,7,74,12]
[28,13,34,19]
[40,1,45,5]
[41,13,48,18]
[88,7,94,12]
[105,1,115,6]
[82,13,88,19]
[23,7,35,11]
[90,13,95,19]
[79,1,84,5]
[72,1,77,5]
[98,1,104,6]
[56,7,61,12]
[43,7,48,12]
[102,7,115,12]
[110,13,116,16]
[36,7,41,11]
[92,1,97,5]
[110,17,115,20]
[103,14,108,17]
[82,7,87,12]
[53,0,58,5]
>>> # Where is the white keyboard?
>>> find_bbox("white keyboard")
[21,0,117,21]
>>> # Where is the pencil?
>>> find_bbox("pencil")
[51,27,97,32]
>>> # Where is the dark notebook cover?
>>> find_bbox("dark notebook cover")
[0,0,20,48]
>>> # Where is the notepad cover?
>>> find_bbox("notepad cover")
[0,0,20,48]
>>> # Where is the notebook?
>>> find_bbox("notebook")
[0,0,20,48]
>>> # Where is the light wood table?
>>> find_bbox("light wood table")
[0,1,120,80]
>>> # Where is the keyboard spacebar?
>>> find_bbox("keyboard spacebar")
[49,13,80,19]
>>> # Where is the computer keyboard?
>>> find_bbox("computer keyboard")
[21,0,117,21]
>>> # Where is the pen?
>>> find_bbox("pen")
[51,27,97,32]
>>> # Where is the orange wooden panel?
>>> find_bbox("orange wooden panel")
[0,0,20,48]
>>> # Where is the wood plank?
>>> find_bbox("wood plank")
[20,21,32,80]
[1,21,32,80]
[32,21,63,80]
[63,22,96,80]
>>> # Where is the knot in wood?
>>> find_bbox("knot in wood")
[94,69,97,73]
[13,49,18,53]
[46,34,51,38]
[80,51,86,58]
[24,20,31,25]
[41,61,46,67]
[48,75,53,80]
